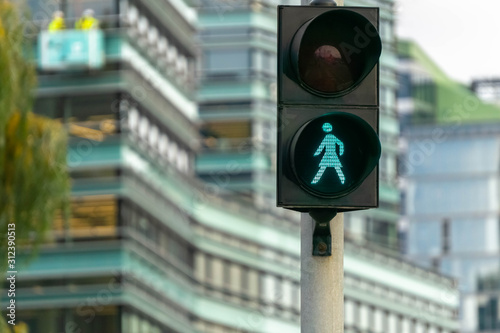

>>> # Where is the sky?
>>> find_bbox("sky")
[396,0,500,84]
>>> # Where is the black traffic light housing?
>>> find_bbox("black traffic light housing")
[277,6,382,212]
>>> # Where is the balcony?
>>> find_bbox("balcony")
[33,12,196,106]
[38,30,105,70]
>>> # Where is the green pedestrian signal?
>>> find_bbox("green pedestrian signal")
[291,113,381,199]
[310,122,345,186]
[277,5,382,211]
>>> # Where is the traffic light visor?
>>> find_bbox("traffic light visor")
[290,9,382,97]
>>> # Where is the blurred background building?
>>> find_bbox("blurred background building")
[17,0,302,331]
[342,0,401,252]
[1,0,460,332]
[398,40,500,333]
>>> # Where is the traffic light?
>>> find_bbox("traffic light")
[277,6,382,211]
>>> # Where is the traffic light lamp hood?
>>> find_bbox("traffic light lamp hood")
[289,9,382,98]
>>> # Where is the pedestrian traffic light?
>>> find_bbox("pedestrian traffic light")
[277,6,382,211]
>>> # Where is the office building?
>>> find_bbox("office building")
[399,40,500,332]
[15,0,300,331]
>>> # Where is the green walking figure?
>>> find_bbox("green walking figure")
[311,122,345,185]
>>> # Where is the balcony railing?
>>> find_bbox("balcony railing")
[38,29,105,70]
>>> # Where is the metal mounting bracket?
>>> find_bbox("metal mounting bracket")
[310,209,337,256]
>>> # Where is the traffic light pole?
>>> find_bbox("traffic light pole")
[301,212,344,332]
[299,2,344,332]
[299,0,344,326]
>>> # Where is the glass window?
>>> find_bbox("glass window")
[138,116,149,140]
[401,317,411,333]
[442,257,500,292]
[261,274,276,304]
[70,306,120,333]
[281,279,293,309]
[345,300,355,327]
[159,232,168,256]
[292,283,300,312]
[229,264,241,293]
[450,218,498,253]
[415,322,425,333]
[252,49,262,72]
[407,176,497,216]
[379,19,393,42]
[222,260,231,288]
[211,258,224,287]
[158,134,169,155]
[398,73,412,98]
[389,155,398,181]
[359,304,369,330]
[168,141,178,164]
[140,318,151,332]
[167,45,178,65]
[374,309,384,333]
[408,137,500,176]
[148,26,159,44]
[205,49,250,77]
[128,108,140,131]
[194,252,206,282]
[148,125,159,148]
[176,149,188,172]
[247,270,259,299]
[16,309,61,332]
[53,195,118,240]
[381,87,396,108]
[252,49,276,75]
[241,267,249,294]
[126,5,138,24]
[408,220,441,256]
[205,121,251,139]
[34,97,64,120]
[67,95,119,139]
[388,313,398,333]
[158,36,167,53]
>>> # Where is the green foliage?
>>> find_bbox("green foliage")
[0,0,70,270]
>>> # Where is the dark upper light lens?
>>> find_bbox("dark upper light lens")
[299,45,355,94]
[290,9,382,97]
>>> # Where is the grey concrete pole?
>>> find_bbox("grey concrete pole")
[301,213,344,333]
[299,0,344,331]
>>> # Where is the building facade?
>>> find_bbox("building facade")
[196,0,292,218]
[13,0,301,331]
[343,241,459,333]
[399,40,500,332]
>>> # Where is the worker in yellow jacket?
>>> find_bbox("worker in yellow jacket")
[48,11,65,31]
[75,9,99,30]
